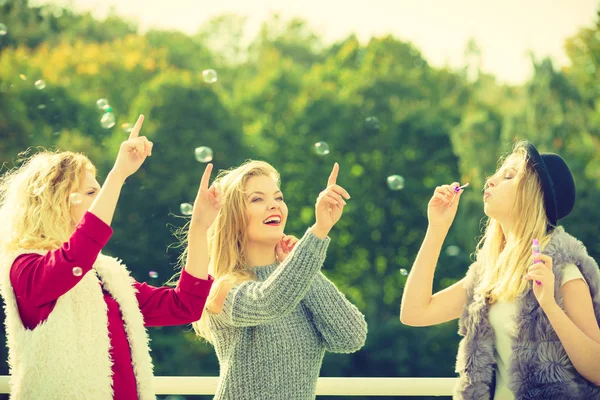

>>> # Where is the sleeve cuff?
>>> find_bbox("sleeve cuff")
[77,212,113,247]
[177,268,214,296]
[300,229,331,260]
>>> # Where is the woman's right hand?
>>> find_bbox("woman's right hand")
[111,114,153,180]
[190,163,222,230]
[427,182,463,231]
[311,162,350,238]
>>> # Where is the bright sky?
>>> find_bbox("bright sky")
[39,0,598,84]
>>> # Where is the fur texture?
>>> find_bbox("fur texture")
[455,228,600,400]
[0,250,155,400]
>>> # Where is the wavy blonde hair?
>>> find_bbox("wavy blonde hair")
[186,160,280,342]
[0,149,95,253]
[475,141,551,303]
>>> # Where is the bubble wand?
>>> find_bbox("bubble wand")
[449,183,469,205]
[454,182,470,192]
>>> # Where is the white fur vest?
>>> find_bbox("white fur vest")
[0,250,155,400]
[454,228,600,399]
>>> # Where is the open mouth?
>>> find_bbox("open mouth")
[263,215,282,226]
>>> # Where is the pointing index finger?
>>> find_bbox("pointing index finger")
[128,114,145,139]
[327,162,339,186]
[200,163,214,191]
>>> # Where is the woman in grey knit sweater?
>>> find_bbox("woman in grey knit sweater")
[191,160,367,399]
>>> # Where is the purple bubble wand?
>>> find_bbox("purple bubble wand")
[449,183,469,205]
[454,182,470,192]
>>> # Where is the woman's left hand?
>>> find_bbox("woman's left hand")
[275,235,299,262]
[525,253,557,310]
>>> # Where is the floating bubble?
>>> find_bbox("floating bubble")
[37,104,46,109]
[96,98,110,110]
[100,112,116,129]
[446,245,460,257]
[202,69,218,84]
[413,59,424,68]
[149,271,159,279]
[400,268,408,276]
[19,74,26,81]
[365,116,380,131]
[34,79,46,90]
[180,203,193,216]
[69,193,83,205]
[387,175,405,191]
[72,267,83,277]
[121,123,133,133]
[314,141,330,156]
[0,23,6,36]
[194,146,213,163]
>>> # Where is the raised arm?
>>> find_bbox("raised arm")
[210,162,350,327]
[183,162,221,280]
[88,114,151,226]
[211,229,330,327]
[400,183,468,326]
[10,115,152,326]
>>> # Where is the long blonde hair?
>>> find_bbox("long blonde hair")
[189,160,280,342]
[0,149,95,253]
[475,142,551,303]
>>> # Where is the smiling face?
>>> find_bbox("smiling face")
[244,174,288,246]
[483,153,523,224]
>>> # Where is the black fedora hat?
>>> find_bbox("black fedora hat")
[523,142,576,227]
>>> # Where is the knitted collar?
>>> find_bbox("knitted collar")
[251,262,280,281]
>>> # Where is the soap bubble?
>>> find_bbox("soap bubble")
[387,175,405,191]
[365,116,380,131]
[121,123,133,133]
[180,203,193,216]
[194,146,213,163]
[446,245,460,257]
[69,193,83,205]
[314,141,330,156]
[96,98,110,110]
[202,69,218,84]
[100,112,116,129]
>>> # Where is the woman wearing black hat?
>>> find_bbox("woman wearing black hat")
[400,141,600,399]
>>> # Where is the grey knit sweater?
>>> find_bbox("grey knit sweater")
[208,230,368,400]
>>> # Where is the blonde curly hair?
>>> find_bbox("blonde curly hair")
[0,149,96,253]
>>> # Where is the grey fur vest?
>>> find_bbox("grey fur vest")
[454,228,600,400]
